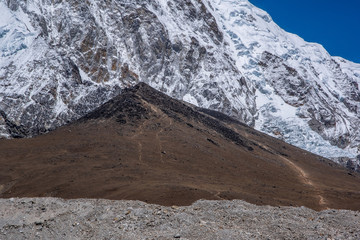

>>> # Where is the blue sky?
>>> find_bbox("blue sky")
[249,0,360,63]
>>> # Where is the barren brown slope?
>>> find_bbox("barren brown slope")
[0,83,359,211]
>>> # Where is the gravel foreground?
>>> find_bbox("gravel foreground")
[0,198,359,239]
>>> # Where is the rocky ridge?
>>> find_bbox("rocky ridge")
[0,0,359,168]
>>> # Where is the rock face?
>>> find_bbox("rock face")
[0,110,28,138]
[0,0,360,167]
[0,0,255,137]
[0,198,359,239]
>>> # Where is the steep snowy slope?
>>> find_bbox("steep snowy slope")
[207,0,360,165]
[0,0,359,169]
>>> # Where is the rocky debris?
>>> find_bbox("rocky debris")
[0,198,359,239]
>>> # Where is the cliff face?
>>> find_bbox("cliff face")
[1,0,360,167]
[0,0,255,137]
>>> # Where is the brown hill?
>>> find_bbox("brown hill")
[0,83,359,211]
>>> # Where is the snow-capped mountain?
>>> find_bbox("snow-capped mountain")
[0,0,359,169]
[208,0,360,168]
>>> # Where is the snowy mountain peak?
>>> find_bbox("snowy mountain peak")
[212,0,360,163]
[0,0,359,170]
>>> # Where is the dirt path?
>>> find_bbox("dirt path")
[257,143,329,210]
[0,181,16,195]
[137,142,143,163]
[131,107,174,165]
[131,120,146,164]
[156,121,165,163]
[155,117,173,163]
[279,156,329,210]
[214,191,225,200]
